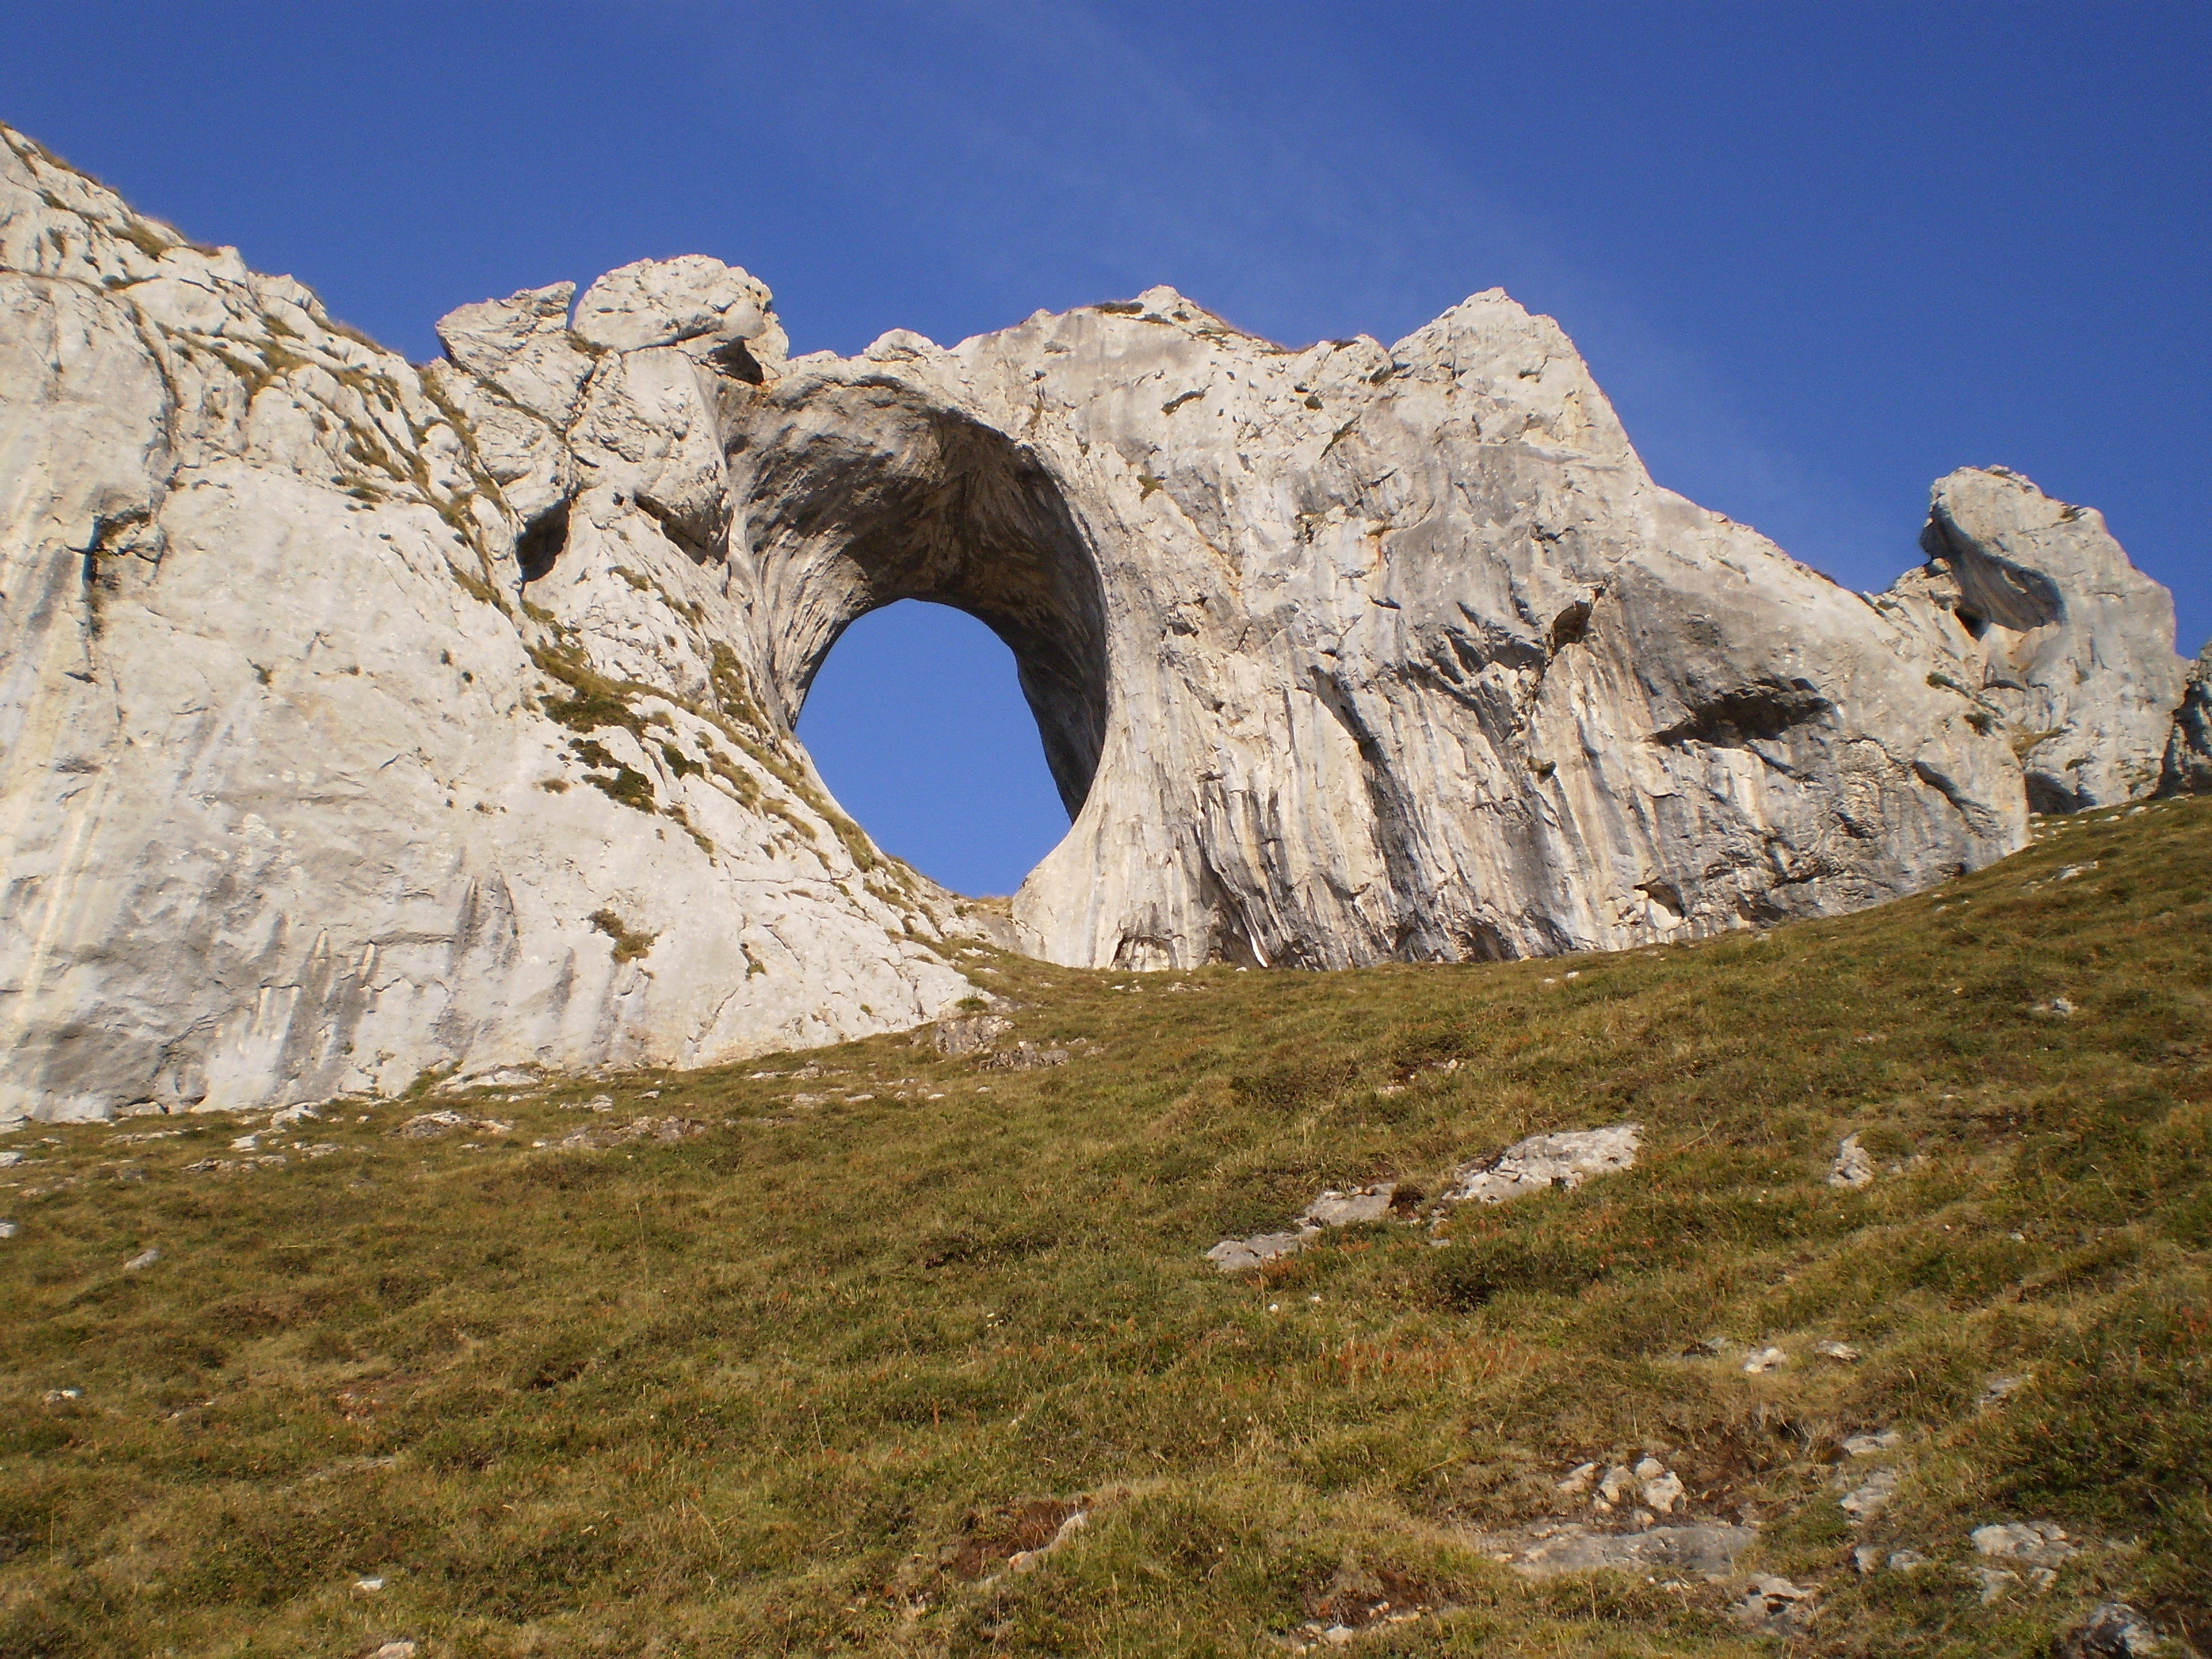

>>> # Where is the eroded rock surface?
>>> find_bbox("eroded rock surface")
[0,127,977,1124]
[1442,1126,1641,1204]
[1880,467,2186,811]
[0,124,2196,1123]
[2161,641,2212,796]
[1486,1520,1757,1581]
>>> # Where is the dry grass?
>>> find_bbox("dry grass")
[1,800,2207,1657]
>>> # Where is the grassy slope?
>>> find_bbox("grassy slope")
[1,800,2207,1659]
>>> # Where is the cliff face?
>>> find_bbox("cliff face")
[0,125,2192,1124]
[0,130,978,1125]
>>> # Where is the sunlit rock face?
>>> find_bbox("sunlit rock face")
[1877,466,2186,813]
[755,306,2188,972]
[0,129,972,1124]
[0,123,2192,1122]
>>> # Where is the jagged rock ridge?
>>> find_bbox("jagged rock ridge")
[0,124,2196,1123]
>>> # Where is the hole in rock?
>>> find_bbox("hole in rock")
[798,600,1073,895]
[516,499,570,583]
[736,384,1113,895]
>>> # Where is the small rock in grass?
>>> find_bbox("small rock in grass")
[1208,1182,1405,1270]
[397,1110,511,1140]
[1300,1185,1397,1227]
[369,1644,417,1659]
[1828,1133,1875,1189]
[1643,1471,1685,1515]
[1978,1373,2030,1410]
[1841,1429,1900,1457]
[43,1388,80,1404]
[932,1014,1011,1057]
[1975,1565,2022,1603]
[977,1041,1069,1071]
[124,1247,160,1272]
[1555,1462,1597,1496]
[2060,1603,2169,1658]
[554,1116,707,1152]
[1742,1346,1787,1374]
[1839,1467,1898,1521]
[1971,1519,2076,1567]
[1443,1125,1640,1205]
[354,1576,385,1592]
[1732,1576,1816,1635]
[1887,1549,1929,1572]
[0,1221,16,1240]
[1498,1519,1757,1580]
[0,1149,23,1168]
[1816,1340,1862,1362]
[1204,1228,1315,1272]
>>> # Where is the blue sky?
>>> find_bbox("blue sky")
[6,3,2205,893]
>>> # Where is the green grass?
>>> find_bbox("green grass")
[2,801,2209,1658]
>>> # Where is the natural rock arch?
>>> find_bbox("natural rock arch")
[734,382,1111,823]
[1,121,2196,1123]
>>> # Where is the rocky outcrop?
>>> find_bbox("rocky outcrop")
[1879,466,2186,811]
[0,124,2194,1124]
[0,128,977,1125]
[2160,640,2212,796]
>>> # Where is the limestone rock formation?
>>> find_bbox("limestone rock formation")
[2160,640,2212,796]
[0,128,977,1126]
[1879,466,2186,811]
[0,123,2195,1125]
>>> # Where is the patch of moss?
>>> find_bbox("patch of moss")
[585,766,655,813]
[587,907,657,963]
[533,644,646,739]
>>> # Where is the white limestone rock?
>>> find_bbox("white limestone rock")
[1206,1182,1399,1271]
[1828,1132,1875,1188]
[2160,640,2212,796]
[434,281,594,425]
[1971,1519,2078,1568]
[1732,1576,1816,1635]
[1300,1185,1398,1227]
[2061,1603,2171,1659]
[0,126,979,1126]
[1490,1519,1756,1580]
[729,287,2073,975]
[1443,1126,1641,1205]
[573,255,786,364]
[1204,1227,1317,1273]
[1,120,2198,1124]
[1883,468,2186,811]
